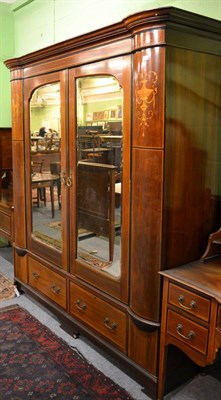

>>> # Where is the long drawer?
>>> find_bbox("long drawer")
[167,309,208,354]
[28,258,66,309]
[70,282,127,351]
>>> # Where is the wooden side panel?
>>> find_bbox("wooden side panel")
[163,49,221,268]
[14,251,28,284]
[12,140,26,248]
[10,77,26,249]
[133,47,165,149]
[130,148,163,321]
[128,318,159,375]
[130,46,165,322]
[11,79,23,141]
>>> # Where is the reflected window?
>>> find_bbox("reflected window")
[76,76,123,278]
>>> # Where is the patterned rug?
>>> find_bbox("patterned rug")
[33,231,62,250]
[0,305,133,399]
[0,272,15,301]
[78,251,111,270]
[48,221,62,231]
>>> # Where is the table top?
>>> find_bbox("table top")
[32,172,60,183]
[80,147,111,152]
[160,257,221,303]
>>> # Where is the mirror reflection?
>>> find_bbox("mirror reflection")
[30,83,62,251]
[76,76,123,278]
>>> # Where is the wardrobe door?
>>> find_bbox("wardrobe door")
[24,71,68,269]
[69,56,131,302]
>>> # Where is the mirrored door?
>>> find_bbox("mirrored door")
[76,75,123,277]
[30,82,61,248]
[24,71,67,268]
[69,57,131,301]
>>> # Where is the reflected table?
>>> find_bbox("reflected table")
[32,172,60,218]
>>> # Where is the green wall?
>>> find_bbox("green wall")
[11,0,221,57]
[0,3,14,127]
[0,0,221,127]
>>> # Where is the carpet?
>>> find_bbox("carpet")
[34,231,62,250]
[48,221,62,231]
[0,272,16,301]
[0,305,134,399]
[47,221,92,236]
[78,251,111,270]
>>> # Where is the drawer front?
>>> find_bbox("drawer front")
[70,282,127,351]
[167,309,208,354]
[168,282,210,322]
[28,258,66,309]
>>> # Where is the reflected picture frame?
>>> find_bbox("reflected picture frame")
[109,109,117,120]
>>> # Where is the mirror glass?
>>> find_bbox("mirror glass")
[30,83,62,252]
[76,76,123,278]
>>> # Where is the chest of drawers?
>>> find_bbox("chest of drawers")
[158,258,221,399]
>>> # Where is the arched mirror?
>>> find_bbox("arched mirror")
[76,75,123,278]
[29,82,62,251]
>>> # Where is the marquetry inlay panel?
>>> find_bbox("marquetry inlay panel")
[133,48,165,149]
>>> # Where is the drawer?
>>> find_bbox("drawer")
[167,309,208,354]
[28,258,66,309]
[70,282,127,351]
[168,282,210,322]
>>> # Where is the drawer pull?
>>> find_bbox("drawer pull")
[178,295,196,310]
[177,323,195,340]
[104,317,117,331]
[75,299,87,311]
[50,284,61,295]
[32,271,40,280]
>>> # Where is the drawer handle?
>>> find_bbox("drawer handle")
[75,299,87,311]
[32,271,40,280]
[177,323,195,340]
[104,317,117,331]
[50,284,61,295]
[178,295,196,310]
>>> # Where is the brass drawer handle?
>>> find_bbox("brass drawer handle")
[177,323,195,340]
[178,295,196,310]
[32,271,40,280]
[50,284,61,295]
[104,317,117,331]
[75,299,87,311]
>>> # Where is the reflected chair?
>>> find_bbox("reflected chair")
[50,162,61,209]
[31,160,44,207]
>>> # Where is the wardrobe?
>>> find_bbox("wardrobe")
[5,7,221,398]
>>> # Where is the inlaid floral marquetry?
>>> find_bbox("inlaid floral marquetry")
[136,71,158,136]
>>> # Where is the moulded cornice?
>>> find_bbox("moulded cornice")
[4,6,221,70]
